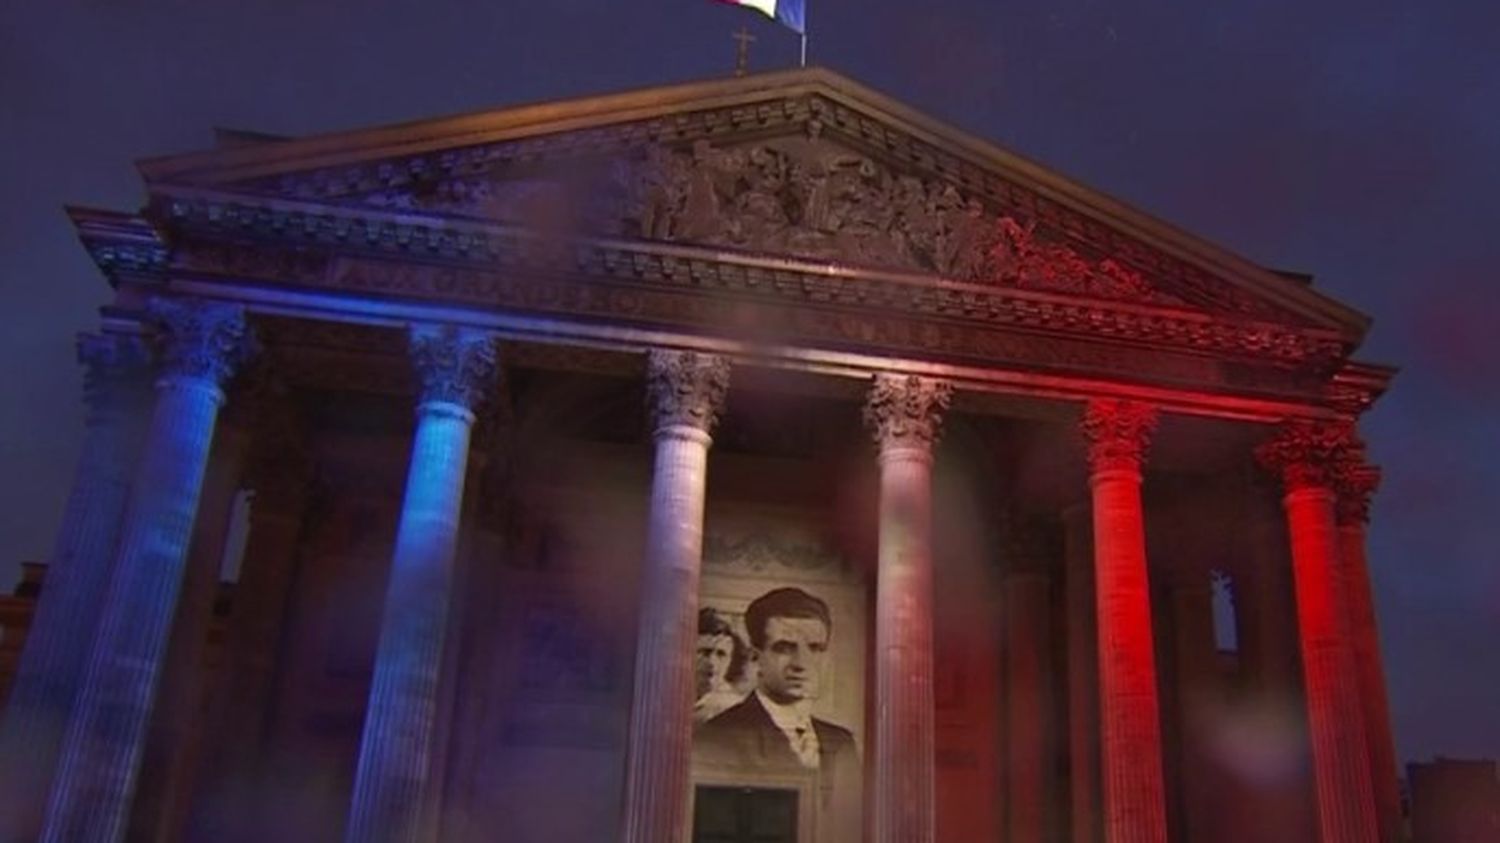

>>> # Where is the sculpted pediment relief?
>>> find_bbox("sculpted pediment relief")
[141,71,1368,333]
[343,133,1183,307]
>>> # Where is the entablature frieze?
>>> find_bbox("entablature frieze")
[70,205,1391,421]
[146,191,1352,375]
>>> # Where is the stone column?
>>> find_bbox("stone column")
[1002,567,1051,843]
[1166,575,1219,843]
[1234,477,1316,842]
[619,350,729,843]
[863,373,951,843]
[1078,399,1168,843]
[343,326,497,843]
[1240,485,1301,696]
[128,423,250,842]
[1255,421,1378,843]
[1062,504,1101,843]
[40,301,253,843]
[0,333,151,841]
[188,388,313,838]
[1334,461,1401,842]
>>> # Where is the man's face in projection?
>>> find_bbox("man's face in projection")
[755,616,829,705]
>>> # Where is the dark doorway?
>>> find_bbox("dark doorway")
[692,786,798,843]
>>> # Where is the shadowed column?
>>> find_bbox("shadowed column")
[343,326,497,843]
[0,333,151,841]
[190,389,314,838]
[619,350,729,843]
[1334,462,1401,842]
[1256,421,1377,843]
[1063,503,1102,843]
[1166,573,1219,843]
[863,373,951,843]
[1079,399,1168,843]
[39,301,254,843]
[1003,567,1051,843]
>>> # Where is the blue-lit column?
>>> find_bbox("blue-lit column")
[343,326,498,843]
[620,350,729,843]
[864,373,952,843]
[0,333,151,842]
[39,301,253,843]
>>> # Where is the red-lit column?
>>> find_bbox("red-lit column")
[1079,399,1168,843]
[1334,461,1401,842]
[864,373,952,843]
[1256,421,1377,843]
[1062,504,1101,843]
[619,350,729,843]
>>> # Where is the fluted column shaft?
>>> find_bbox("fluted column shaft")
[1241,496,1300,696]
[1003,571,1051,843]
[620,351,729,843]
[1335,465,1401,842]
[0,334,150,842]
[128,428,249,842]
[1167,578,1218,843]
[864,374,951,843]
[1257,422,1377,843]
[1063,505,1101,843]
[1080,400,1168,843]
[40,302,253,843]
[344,327,496,843]
[190,414,313,838]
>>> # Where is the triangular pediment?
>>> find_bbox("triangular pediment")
[138,68,1368,337]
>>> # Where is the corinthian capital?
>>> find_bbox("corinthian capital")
[646,349,730,434]
[408,325,499,411]
[863,373,952,453]
[1333,461,1381,526]
[1080,399,1158,474]
[77,333,152,409]
[1254,419,1362,493]
[148,298,256,387]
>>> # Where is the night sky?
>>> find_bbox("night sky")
[2,0,1496,770]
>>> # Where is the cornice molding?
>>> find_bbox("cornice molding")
[151,191,1350,372]
[131,70,1368,336]
[68,207,168,286]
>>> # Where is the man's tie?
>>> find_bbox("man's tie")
[791,724,820,768]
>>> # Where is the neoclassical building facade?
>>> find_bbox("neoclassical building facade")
[0,69,1398,843]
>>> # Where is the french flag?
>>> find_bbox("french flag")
[715,0,805,33]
